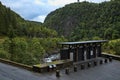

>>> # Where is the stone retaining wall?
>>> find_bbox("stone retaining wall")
[0,58,32,71]
[33,60,73,73]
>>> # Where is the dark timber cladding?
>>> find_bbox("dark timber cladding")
[59,40,108,62]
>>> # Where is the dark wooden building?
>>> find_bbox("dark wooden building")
[58,40,108,62]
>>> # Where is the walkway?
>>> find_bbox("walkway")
[0,60,120,80]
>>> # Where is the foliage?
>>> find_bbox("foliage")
[0,2,67,65]
[0,49,10,59]
[0,3,22,36]
[0,37,66,65]
[44,0,120,41]
[103,39,120,55]
[0,3,58,38]
[0,38,10,59]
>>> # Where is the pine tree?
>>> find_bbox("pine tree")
[7,8,17,60]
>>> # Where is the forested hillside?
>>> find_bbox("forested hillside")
[0,2,58,38]
[0,2,66,65]
[0,1,23,36]
[44,0,120,41]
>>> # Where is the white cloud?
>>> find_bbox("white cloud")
[88,0,110,3]
[48,0,76,6]
[31,15,46,23]
[34,0,45,5]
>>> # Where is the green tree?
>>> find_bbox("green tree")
[29,38,45,63]
[104,28,113,40]
[103,39,120,55]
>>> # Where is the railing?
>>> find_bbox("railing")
[102,53,120,61]
[0,53,120,73]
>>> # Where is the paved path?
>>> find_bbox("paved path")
[0,60,120,80]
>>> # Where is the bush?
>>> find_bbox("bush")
[0,49,10,59]
[29,38,45,64]
[11,37,28,62]
[0,37,66,65]
[103,39,120,55]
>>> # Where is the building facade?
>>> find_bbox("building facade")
[59,40,108,62]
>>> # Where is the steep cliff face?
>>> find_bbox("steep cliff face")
[44,2,98,36]
[44,1,120,41]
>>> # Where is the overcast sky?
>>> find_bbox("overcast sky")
[0,0,110,23]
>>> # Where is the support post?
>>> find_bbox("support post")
[87,62,91,68]
[56,70,60,77]
[104,58,108,63]
[81,64,85,70]
[109,57,112,62]
[65,68,69,75]
[100,59,103,64]
[74,65,77,72]
[94,61,97,66]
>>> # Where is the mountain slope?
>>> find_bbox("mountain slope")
[0,2,24,36]
[0,2,58,38]
[44,1,120,41]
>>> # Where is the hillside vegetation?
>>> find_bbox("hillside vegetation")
[0,1,57,38]
[103,39,120,55]
[44,0,120,41]
[0,2,66,65]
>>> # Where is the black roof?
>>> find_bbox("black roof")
[58,40,108,45]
